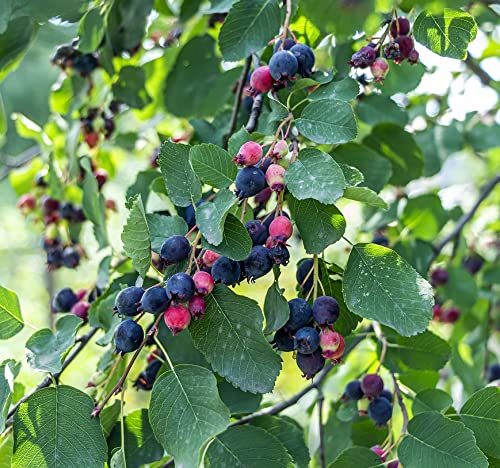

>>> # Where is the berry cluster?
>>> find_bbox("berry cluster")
[51,286,101,321]
[52,43,99,77]
[80,107,116,148]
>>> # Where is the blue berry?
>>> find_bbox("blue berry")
[243,246,273,281]
[166,273,195,303]
[115,286,145,317]
[273,38,296,52]
[134,360,162,390]
[73,53,99,76]
[345,380,364,400]
[235,167,266,198]
[269,50,298,81]
[211,257,241,286]
[296,258,322,293]
[312,296,340,326]
[487,364,500,382]
[269,244,290,266]
[52,288,78,312]
[294,326,320,354]
[160,235,191,264]
[368,397,393,426]
[463,255,484,275]
[245,220,268,246]
[284,298,313,331]
[380,389,393,403]
[114,319,144,354]
[59,202,76,221]
[272,328,295,352]
[372,235,389,247]
[290,44,315,76]
[296,349,325,379]
[140,286,170,314]
[62,247,80,269]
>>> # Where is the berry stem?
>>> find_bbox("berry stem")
[154,335,174,370]
[240,198,248,222]
[373,321,387,373]
[184,224,198,238]
[263,114,294,160]
[119,388,127,466]
[316,385,326,468]
[290,136,299,163]
[279,0,294,49]
[187,231,202,274]
[313,254,319,301]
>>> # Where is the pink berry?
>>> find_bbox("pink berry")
[319,329,345,360]
[432,304,443,321]
[269,215,293,243]
[188,296,206,319]
[408,48,419,64]
[202,250,220,267]
[76,288,87,300]
[370,445,386,462]
[70,301,90,321]
[164,304,191,335]
[273,140,289,158]
[192,271,214,296]
[250,66,274,94]
[442,307,460,324]
[94,168,108,190]
[265,164,286,192]
[370,58,389,82]
[17,194,36,211]
[234,141,263,166]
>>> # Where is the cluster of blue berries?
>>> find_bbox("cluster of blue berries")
[52,286,100,321]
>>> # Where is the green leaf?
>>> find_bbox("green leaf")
[413,389,453,415]
[201,213,252,261]
[190,144,237,189]
[330,446,385,467]
[0,93,5,141]
[439,266,478,309]
[217,380,262,415]
[399,412,488,468]
[399,370,439,393]
[25,315,82,374]
[146,214,188,254]
[356,94,409,126]
[100,400,121,438]
[121,195,151,279]
[342,243,434,336]
[363,124,424,186]
[285,148,346,204]
[296,99,357,145]
[0,285,24,340]
[263,276,290,334]
[149,364,230,468]
[108,409,164,468]
[196,189,238,245]
[219,0,282,61]
[381,61,425,96]
[401,194,448,241]
[392,239,434,277]
[460,387,500,458]
[13,386,107,467]
[88,290,120,346]
[158,141,202,207]
[288,195,346,254]
[190,285,282,393]
[413,9,477,60]
[112,66,152,108]
[205,425,292,467]
[0,360,20,432]
[339,163,364,187]
[320,409,353,465]
[310,78,359,102]
[343,187,388,209]
[126,170,162,207]
[0,431,13,468]
[77,8,104,53]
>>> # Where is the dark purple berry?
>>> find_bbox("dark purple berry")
[269,50,298,81]
[52,288,78,312]
[211,257,241,286]
[160,235,191,264]
[368,397,393,426]
[272,328,295,352]
[134,360,162,390]
[408,49,419,64]
[296,349,325,379]
[166,273,195,303]
[47,247,64,269]
[395,36,414,59]
[344,380,364,400]
[235,167,266,198]
[62,247,80,269]
[361,374,384,398]
[115,286,145,317]
[431,268,449,287]
[390,17,411,37]
[114,319,144,354]
[349,46,376,68]
[284,298,313,331]
[245,220,268,246]
[312,296,340,326]
[290,44,315,76]
[273,38,296,52]
[487,363,500,382]
[463,255,484,275]
[294,326,320,354]
[384,41,401,61]
[269,244,290,266]
[243,246,273,282]
[140,286,170,314]
[59,202,76,221]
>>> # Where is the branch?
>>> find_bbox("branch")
[391,373,409,434]
[316,386,326,468]
[245,93,264,133]
[464,53,493,87]
[0,145,41,181]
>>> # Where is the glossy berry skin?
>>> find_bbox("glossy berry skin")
[296,349,325,379]
[312,296,340,326]
[243,246,273,281]
[272,328,295,352]
[294,326,320,354]
[164,304,191,335]
[408,49,419,64]
[370,58,390,83]
[245,220,268,246]
[344,380,364,400]
[390,17,411,37]
[319,329,345,360]
[284,298,313,331]
[236,167,266,198]
[290,44,315,76]
[431,268,449,286]
[53,288,78,312]
[62,247,80,269]
[134,360,162,391]
[273,140,289,158]
[250,66,274,94]
[188,296,206,319]
[212,257,241,286]
[442,307,460,323]
[262,210,289,230]
[368,397,393,426]
[296,258,322,293]
[269,215,293,243]
[269,50,298,81]
[140,286,170,314]
[166,273,195,303]
[380,389,393,403]
[114,320,144,354]
[59,202,76,221]
[192,271,214,296]
[269,244,290,266]
[372,234,389,247]
[273,38,296,52]
[115,287,145,317]
[70,301,90,321]
[395,36,414,60]
[266,164,286,192]
[387,461,400,468]
[202,250,221,267]
[349,46,376,68]
[160,235,191,264]
[370,445,386,462]
[234,141,263,166]
[487,363,500,382]
[463,255,484,275]
[361,374,384,398]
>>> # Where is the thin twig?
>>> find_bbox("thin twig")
[245,93,264,133]
[465,53,493,87]
[290,136,299,162]
[187,231,202,274]
[313,254,319,301]
[280,0,294,47]
[0,145,41,181]
[482,295,495,378]
[383,373,409,457]
[316,385,326,468]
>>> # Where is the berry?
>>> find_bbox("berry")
[202,250,221,267]
[368,397,393,426]
[242,95,254,113]
[273,140,289,158]
[431,268,449,286]
[212,257,241,286]
[344,380,364,400]
[134,360,162,391]
[487,363,500,382]
[432,304,443,321]
[296,258,322,293]
[370,445,386,462]
[262,210,289,230]
[395,36,414,60]
[76,288,87,300]
[47,247,64,269]
[73,53,99,75]
[273,38,296,52]
[442,307,460,323]
[250,66,274,94]
[140,286,170,314]
[290,44,315,76]
[160,235,191,264]
[166,273,195,303]
[35,171,48,187]
[370,58,390,83]
[384,41,401,61]
[294,326,320,354]
[312,296,340,326]
[234,141,263,166]
[349,46,376,68]
[17,194,36,211]
[254,187,273,205]
[272,328,295,352]
[94,168,108,189]
[371,234,389,247]
[408,49,419,64]
[380,389,393,403]
[164,304,191,335]
[70,301,90,321]
[245,220,268,246]
[59,202,76,221]
[269,215,293,243]
[284,298,313,331]
[390,17,411,37]
[192,271,214,296]
[296,349,325,379]
[52,288,78,312]
[115,286,145,317]
[243,246,273,281]
[41,196,60,216]
[265,164,286,192]
[62,247,80,269]
[269,50,298,81]
[361,374,384,398]
[114,320,144,354]
[188,296,206,319]
[319,329,345,360]
[463,255,484,275]
[235,167,267,198]
[269,244,290,266]
[387,461,400,468]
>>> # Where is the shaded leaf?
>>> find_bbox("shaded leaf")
[0,286,24,340]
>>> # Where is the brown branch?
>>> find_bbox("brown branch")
[465,53,493,87]
[391,372,408,433]
[245,93,264,133]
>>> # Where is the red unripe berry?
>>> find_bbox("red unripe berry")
[188,296,206,319]
[202,250,220,267]
[234,141,263,166]
[408,48,419,64]
[265,164,286,192]
[94,168,108,190]
[431,268,448,286]
[70,301,90,321]
[442,307,460,323]
[84,131,99,148]
[164,304,191,335]
[192,271,214,296]
[319,329,345,360]
[361,374,384,398]
[371,58,390,82]
[390,17,411,37]
[370,445,386,462]
[432,304,443,321]
[269,215,293,243]
[254,187,273,204]
[76,288,87,300]
[105,199,117,211]
[250,66,274,94]
[17,194,36,211]
[273,140,289,158]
